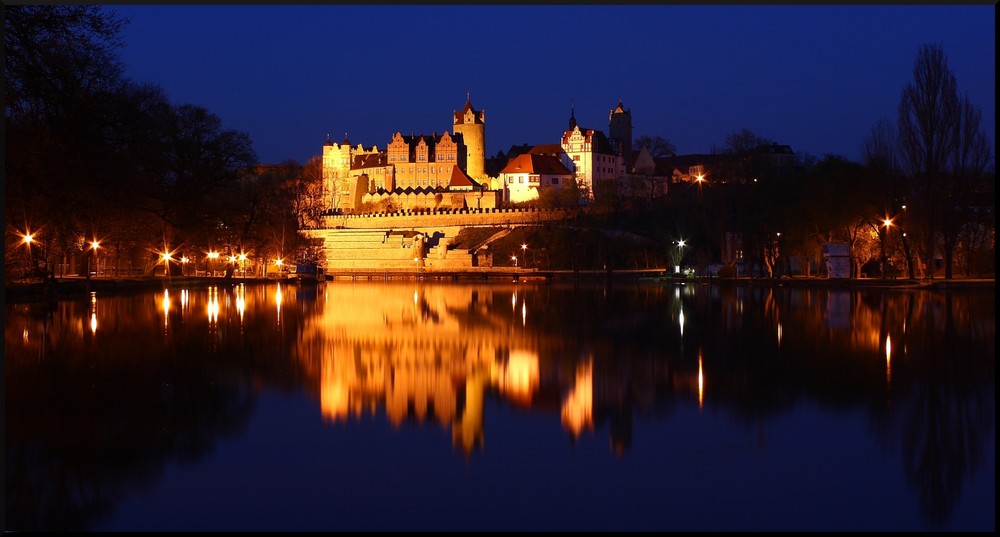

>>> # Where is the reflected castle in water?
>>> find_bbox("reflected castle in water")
[5,281,994,531]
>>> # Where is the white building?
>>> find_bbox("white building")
[499,153,575,204]
[560,107,624,200]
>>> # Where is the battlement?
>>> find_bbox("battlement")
[301,208,577,271]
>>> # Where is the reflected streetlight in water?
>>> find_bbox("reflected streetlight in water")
[90,292,98,335]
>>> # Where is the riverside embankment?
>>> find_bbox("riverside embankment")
[4,272,994,304]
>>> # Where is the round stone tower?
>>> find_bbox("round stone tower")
[453,96,486,182]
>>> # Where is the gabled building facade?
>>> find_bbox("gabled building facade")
[498,153,575,204]
[560,107,624,200]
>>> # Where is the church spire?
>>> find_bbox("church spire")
[568,102,577,130]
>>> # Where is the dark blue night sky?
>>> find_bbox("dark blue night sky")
[111,4,995,166]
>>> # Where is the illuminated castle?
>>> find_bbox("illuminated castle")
[322,97,491,214]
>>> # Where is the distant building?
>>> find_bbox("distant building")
[498,153,575,204]
[560,106,624,200]
[608,100,633,170]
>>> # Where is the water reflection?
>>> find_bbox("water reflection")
[4,282,994,531]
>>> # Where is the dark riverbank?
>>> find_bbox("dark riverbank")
[4,272,994,304]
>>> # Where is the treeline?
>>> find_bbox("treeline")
[5,7,994,280]
[4,6,324,282]
[566,46,994,278]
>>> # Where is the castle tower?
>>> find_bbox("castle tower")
[321,133,355,212]
[608,100,633,170]
[453,95,486,182]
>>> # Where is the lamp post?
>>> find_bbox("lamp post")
[160,251,172,280]
[672,239,687,274]
[207,251,219,277]
[511,255,518,268]
[89,240,100,280]
[775,232,781,277]
[521,243,528,269]
[881,217,893,279]
[21,232,46,281]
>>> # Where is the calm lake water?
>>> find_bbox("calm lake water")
[4,280,994,531]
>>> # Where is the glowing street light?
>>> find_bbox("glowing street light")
[672,239,687,274]
[88,240,100,280]
[511,255,518,268]
[207,251,220,278]
[521,243,528,268]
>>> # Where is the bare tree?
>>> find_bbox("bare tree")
[897,43,961,279]
[897,43,993,279]
[632,134,676,158]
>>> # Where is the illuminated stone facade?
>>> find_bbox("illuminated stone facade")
[322,98,489,214]
[560,106,625,200]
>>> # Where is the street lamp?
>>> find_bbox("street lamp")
[160,251,172,279]
[881,217,894,279]
[672,239,686,274]
[511,255,518,268]
[89,240,100,280]
[20,232,47,280]
[207,251,220,277]
[521,243,528,268]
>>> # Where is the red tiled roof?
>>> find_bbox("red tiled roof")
[448,166,480,188]
[500,154,573,176]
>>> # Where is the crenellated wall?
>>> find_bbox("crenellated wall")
[310,206,577,230]
[301,208,578,271]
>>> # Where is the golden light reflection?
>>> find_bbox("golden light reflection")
[497,350,539,405]
[698,353,705,408]
[161,289,170,329]
[90,292,98,335]
[320,354,357,422]
[275,283,283,322]
[561,360,594,437]
[521,302,527,326]
[181,289,189,309]
[679,308,685,337]
[235,283,246,322]
[207,286,219,325]
[885,334,892,383]
[777,322,782,346]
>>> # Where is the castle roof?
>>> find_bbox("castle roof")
[447,165,480,189]
[353,153,387,169]
[500,154,573,176]
[454,99,484,124]
[529,144,564,156]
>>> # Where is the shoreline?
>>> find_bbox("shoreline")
[4,272,994,304]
